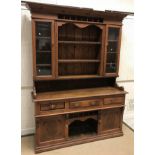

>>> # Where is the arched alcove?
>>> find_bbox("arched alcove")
[69,118,98,137]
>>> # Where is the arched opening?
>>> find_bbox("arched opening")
[69,118,98,137]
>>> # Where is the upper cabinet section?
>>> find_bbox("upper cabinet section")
[104,25,121,77]
[28,2,131,80]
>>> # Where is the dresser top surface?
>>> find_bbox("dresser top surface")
[34,87,126,102]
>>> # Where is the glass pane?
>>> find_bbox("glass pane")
[36,52,51,64]
[36,22,51,37]
[106,42,117,64]
[107,42,117,53]
[36,22,51,51]
[106,53,117,63]
[36,38,51,51]
[106,63,116,73]
[35,22,52,76]
[106,27,119,74]
[37,66,51,75]
[108,28,119,41]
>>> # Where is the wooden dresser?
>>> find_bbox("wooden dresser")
[25,1,130,153]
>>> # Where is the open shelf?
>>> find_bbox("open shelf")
[69,118,98,137]
[68,111,98,137]
[57,23,101,77]
[36,64,51,67]
[59,44,100,60]
[58,23,102,42]
[58,41,101,45]
[58,59,100,63]
[58,63,100,76]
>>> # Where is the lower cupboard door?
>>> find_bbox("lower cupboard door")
[36,115,65,146]
[101,107,123,133]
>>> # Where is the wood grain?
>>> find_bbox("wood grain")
[27,2,129,153]
[34,87,126,101]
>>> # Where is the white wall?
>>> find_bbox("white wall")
[21,0,134,135]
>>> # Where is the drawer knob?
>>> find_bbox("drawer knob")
[75,102,80,107]
[50,104,56,109]
[91,102,96,106]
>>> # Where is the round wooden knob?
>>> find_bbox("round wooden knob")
[91,102,96,106]
[50,104,55,109]
[75,102,79,107]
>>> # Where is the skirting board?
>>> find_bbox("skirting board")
[21,128,35,136]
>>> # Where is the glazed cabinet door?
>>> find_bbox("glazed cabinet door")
[32,19,55,80]
[104,25,121,77]
[36,115,65,146]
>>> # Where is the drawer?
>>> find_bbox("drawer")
[104,97,124,105]
[69,99,103,109]
[40,101,65,111]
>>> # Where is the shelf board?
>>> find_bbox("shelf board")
[36,50,51,53]
[58,59,100,63]
[58,41,101,45]
[37,50,51,53]
[58,75,101,80]
[107,52,117,54]
[108,40,118,42]
[106,63,116,65]
[36,64,51,67]
[36,36,51,39]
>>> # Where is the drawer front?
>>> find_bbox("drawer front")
[69,99,103,109]
[40,101,65,111]
[104,97,124,105]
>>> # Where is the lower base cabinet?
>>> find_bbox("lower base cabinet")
[35,107,124,153]
[34,87,126,153]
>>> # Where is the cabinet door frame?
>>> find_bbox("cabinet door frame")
[100,107,123,134]
[32,19,56,80]
[103,24,122,77]
[35,116,66,146]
